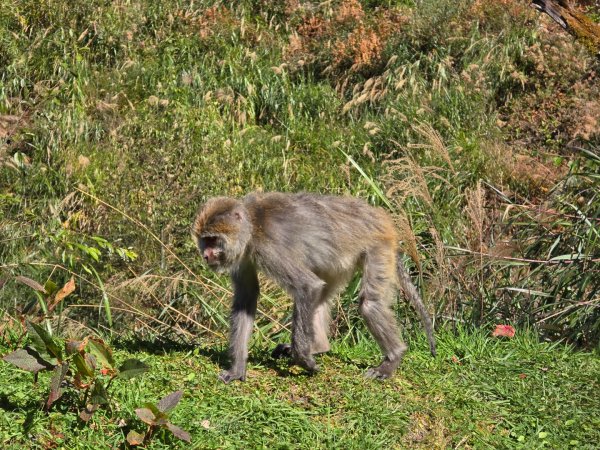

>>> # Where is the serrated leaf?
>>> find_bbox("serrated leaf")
[87,338,115,369]
[26,321,48,355]
[90,380,109,405]
[157,390,183,413]
[166,423,191,442]
[46,362,69,409]
[27,322,62,360]
[16,275,46,293]
[126,430,145,446]
[117,358,149,379]
[79,403,99,422]
[135,407,156,425]
[2,348,53,373]
[72,353,95,378]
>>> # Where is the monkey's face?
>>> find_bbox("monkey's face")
[192,197,252,273]
[199,235,227,272]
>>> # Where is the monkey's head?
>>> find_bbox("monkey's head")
[192,197,252,273]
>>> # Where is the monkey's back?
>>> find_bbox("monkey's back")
[243,192,399,277]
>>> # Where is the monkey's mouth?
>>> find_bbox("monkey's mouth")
[204,250,222,266]
[200,235,224,267]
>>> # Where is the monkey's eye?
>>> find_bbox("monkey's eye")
[201,236,220,249]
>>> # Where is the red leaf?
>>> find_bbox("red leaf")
[46,362,69,409]
[48,277,75,312]
[3,348,53,373]
[492,324,515,338]
[166,423,191,442]
[157,390,183,413]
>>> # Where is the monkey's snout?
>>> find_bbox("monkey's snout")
[203,248,219,265]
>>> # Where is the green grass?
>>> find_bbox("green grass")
[1,328,598,449]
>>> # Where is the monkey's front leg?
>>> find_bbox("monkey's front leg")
[220,261,259,384]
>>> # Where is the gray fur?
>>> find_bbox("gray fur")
[192,192,436,382]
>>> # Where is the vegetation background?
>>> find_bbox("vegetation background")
[0,0,598,448]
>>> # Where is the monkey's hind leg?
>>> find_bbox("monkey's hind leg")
[311,300,332,354]
[271,285,332,360]
[359,247,407,380]
[284,272,326,373]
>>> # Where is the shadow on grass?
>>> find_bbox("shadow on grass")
[111,334,234,371]
[245,343,326,380]
[111,335,349,380]
[0,394,41,435]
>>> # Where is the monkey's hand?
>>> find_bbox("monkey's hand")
[218,369,245,384]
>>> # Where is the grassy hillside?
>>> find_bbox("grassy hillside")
[0,0,599,448]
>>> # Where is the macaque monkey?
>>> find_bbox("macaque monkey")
[192,192,436,383]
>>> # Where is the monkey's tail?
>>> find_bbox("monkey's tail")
[396,256,436,357]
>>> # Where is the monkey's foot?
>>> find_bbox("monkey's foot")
[271,343,292,359]
[364,359,399,380]
[292,353,320,373]
[219,369,245,384]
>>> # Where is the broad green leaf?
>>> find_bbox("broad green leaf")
[46,362,69,409]
[157,390,183,413]
[117,359,149,380]
[85,353,96,371]
[2,348,53,373]
[166,423,191,442]
[87,338,115,369]
[26,322,62,360]
[26,321,48,355]
[72,353,95,378]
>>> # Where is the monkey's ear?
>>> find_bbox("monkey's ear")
[233,211,242,221]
